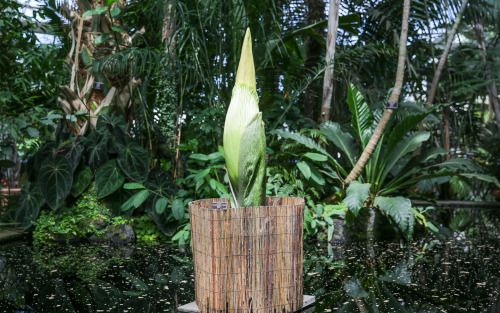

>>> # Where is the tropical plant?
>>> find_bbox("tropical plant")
[223,28,266,208]
[15,114,186,240]
[275,84,500,239]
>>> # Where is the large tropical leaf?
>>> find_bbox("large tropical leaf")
[115,138,149,182]
[374,196,412,238]
[15,182,44,228]
[38,156,73,210]
[385,109,434,157]
[63,141,84,173]
[320,121,358,167]
[71,166,92,197]
[379,132,430,186]
[460,173,500,187]
[346,83,373,147]
[95,159,125,198]
[84,131,109,169]
[96,114,127,136]
[345,181,371,216]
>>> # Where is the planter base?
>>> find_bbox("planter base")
[178,295,316,313]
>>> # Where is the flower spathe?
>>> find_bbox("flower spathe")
[223,28,266,207]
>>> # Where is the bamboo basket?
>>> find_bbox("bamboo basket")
[189,197,304,313]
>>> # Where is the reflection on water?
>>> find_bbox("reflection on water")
[0,236,499,312]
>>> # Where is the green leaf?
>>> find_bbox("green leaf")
[272,129,346,176]
[111,26,124,33]
[172,199,184,220]
[304,152,328,162]
[120,270,149,291]
[38,156,73,210]
[110,7,121,17]
[374,196,412,237]
[84,132,109,169]
[15,182,44,228]
[64,141,84,173]
[345,181,371,216]
[309,163,325,186]
[82,10,96,18]
[347,83,373,147]
[320,121,358,167]
[132,190,149,208]
[194,168,210,182]
[190,153,209,161]
[116,139,149,182]
[449,176,471,197]
[71,166,92,197]
[96,114,127,135]
[107,0,120,5]
[123,182,145,190]
[379,132,430,184]
[155,198,169,214]
[95,159,125,198]
[297,161,311,179]
[95,6,108,14]
[460,173,500,188]
[95,34,111,45]
[143,168,179,235]
[26,127,39,138]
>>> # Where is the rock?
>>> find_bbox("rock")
[88,224,136,245]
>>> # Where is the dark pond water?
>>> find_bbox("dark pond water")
[0,219,499,312]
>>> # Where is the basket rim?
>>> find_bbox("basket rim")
[188,196,305,210]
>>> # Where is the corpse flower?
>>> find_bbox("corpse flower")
[223,28,266,208]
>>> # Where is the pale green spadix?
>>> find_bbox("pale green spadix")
[223,28,266,207]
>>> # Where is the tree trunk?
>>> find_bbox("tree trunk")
[344,0,411,184]
[303,0,326,120]
[319,0,340,123]
[474,21,500,130]
[426,0,469,108]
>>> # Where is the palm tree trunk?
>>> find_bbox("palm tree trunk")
[303,0,326,120]
[319,0,341,123]
[344,0,411,184]
[426,0,469,108]
[474,21,500,130]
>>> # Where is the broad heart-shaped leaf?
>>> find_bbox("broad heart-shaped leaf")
[96,114,127,136]
[38,156,73,210]
[374,196,412,238]
[63,141,84,173]
[345,181,371,216]
[71,166,92,197]
[347,83,373,147]
[115,138,149,182]
[15,182,44,228]
[271,129,347,176]
[95,159,125,198]
[379,132,430,185]
[83,131,109,169]
[237,113,266,207]
[33,141,58,178]
[320,121,358,167]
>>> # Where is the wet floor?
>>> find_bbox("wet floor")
[0,234,498,312]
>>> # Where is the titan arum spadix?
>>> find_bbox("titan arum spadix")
[223,28,266,208]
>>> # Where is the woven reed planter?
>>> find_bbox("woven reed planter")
[189,197,304,313]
